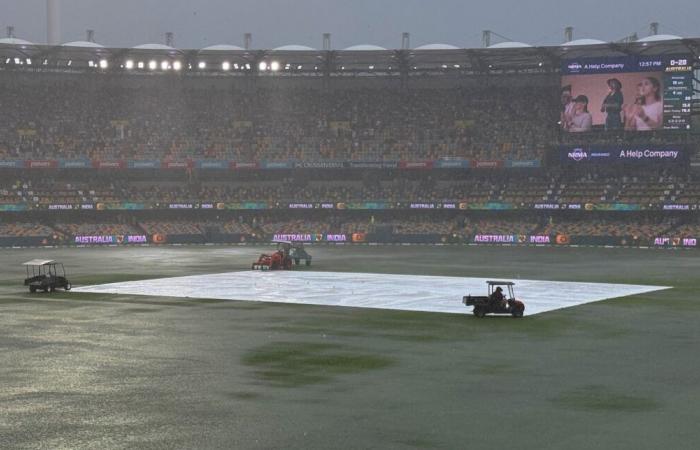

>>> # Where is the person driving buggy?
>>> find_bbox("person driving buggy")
[490,286,506,308]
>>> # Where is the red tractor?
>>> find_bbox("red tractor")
[251,242,294,271]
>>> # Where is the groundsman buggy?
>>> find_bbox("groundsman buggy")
[23,260,72,293]
[463,281,525,318]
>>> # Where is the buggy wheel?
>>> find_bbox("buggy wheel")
[473,307,486,318]
[49,285,56,293]
[29,286,36,293]
[305,260,311,266]
[295,259,300,265]
[512,308,524,318]
[65,282,72,291]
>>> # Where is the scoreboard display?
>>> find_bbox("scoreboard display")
[561,55,694,132]
[662,57,694,130]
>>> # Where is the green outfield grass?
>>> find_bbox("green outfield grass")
[0,245,699,449]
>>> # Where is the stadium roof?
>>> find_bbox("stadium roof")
[0,37,697,75]
[200,44,245,51]
[414,43,460,50]
[0,37,34,46]
[62,40,104,48]
[273,45,316,51]
[343,44,388,51]
[561,39,607,46]
[488,41,532,48]
[637,34,683,42]
[133,43,176,50]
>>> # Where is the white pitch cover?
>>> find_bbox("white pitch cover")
[73,271,669,316]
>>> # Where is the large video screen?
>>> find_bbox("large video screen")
[560,55,693,132]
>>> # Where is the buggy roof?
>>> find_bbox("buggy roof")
[486,280,515,286]
[22,259,57,266]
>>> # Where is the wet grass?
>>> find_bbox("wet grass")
[551,385,660,412]
[242,341,395,387]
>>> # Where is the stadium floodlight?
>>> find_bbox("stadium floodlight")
[198,61,206,69]
[26,58,32,65]
[125,60,134,69]
[233,63,239,70]
[368,65,374,70]
[297,65,303,70]
[88,60,95,67]
[161,61,170,70]
[99,59,108,69]
[14,57,21,64]
[245,63,251,70]
[67,60,72,66]
[148,60,157,70]
[222,61,231,71]
[258,61,267,71]
[270,61,280,71]
[5,58,10,64]
[173,61,182,71]
[137,61,145,69]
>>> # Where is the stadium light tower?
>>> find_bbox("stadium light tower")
[402,32,410,50]
[649,22,659,36]
[564,26,573,43]
[47,0,61,45]
[166,32,175,47]
[86,29,95,43]
[323,33,331,50]
[482,30,491,48]
[7,26,15,38]
[244,33,252,50]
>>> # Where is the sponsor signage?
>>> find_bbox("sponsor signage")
[653,237,697,247]
[196,160,228,169]
[93,160,126,169]
[293,161,345,169]
[0,160,23,168]
[347,161,399,169]
[128,160,161,169]
[163,161,192,169]
[562,55,693,75]
[474,160,503,169]
[272,233,348,242]
[260,161,293,169]
[434,159,470,169]
[562,146,687,164]
[400,161,434,169]
[27,160,58,169]
[74,235,148,245]
[506,160,541,168]
[58,159,91,169]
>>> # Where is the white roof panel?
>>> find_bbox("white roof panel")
[62,41,104,48]
[414,43,461,50]
[201,44,245,51]
[637,34,683,43]
[343,44,387,51]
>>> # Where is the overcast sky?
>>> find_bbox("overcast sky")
[1,0,698,49]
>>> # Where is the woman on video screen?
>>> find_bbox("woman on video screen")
[568,95,592,132]
[601,78,623,130]
[626,77,662,131]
